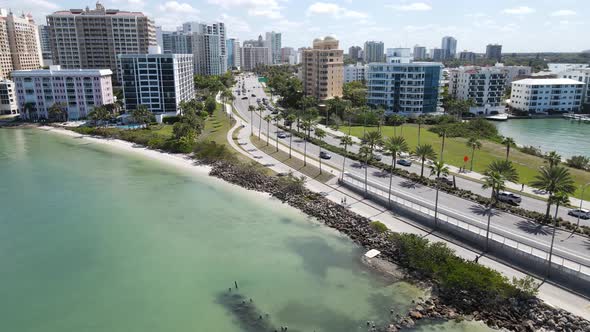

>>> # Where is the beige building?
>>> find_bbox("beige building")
[46,2,156,82]
[0,9,42,79]
[302,36,343,101]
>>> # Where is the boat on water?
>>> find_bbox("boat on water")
[486,113,509,121]
[563,113,590,121]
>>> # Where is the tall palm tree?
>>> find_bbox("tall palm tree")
[502,137,515,161]
[546,192,570,277]
[301,118,316,167]
[544,151,562,168]
[273,113,282,152]
[359,145,372,196]
[429,160,450,228]
[466,137,482,171]
[339,135,353,180]
[257,104,265,138]
[263,114,272,146]
[344,105,355,135]
[248,105,255,136]
[481,160,519,251]
[315,128,327,174]
[416,117,425,146]
[384,136,409,205]
[438,128,448,162]
[530,166,576,220]
[286,114,296,158]
[361,131,383,158]
[415,144,437,178]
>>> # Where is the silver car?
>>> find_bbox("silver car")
[569,209,590,220]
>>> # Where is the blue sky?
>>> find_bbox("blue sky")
[8,0,590,52]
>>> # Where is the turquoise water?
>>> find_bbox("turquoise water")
[494,118,590,158]
[0,128,493,332]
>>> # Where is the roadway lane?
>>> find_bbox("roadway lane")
[232,74,590,266]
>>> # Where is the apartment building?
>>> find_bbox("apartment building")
[494,63,532,83]
[12,65,114,120]
[226,38,241,69]
[162,31,192,54]
[190,22,227,76]
[280,47,297,65]
[548,63,589,74]
[118,54,194,114]
[344,63,368,83]
[448,66,507,115]
[0,9,42,79]
[558,68,590,107]
[441,36,457,60]
[413,46,426,60]
[363,41,384,63]
[367,58,442,115]
[38,25,53,66]
[458,51,476,63]
[265,31,282,65]
[240,45,271,71]
[510,78,584,113]
[0,79,18,114]
[386,48,411,63]
[46,3,156,83]
[485,44,502,61]
[302,37,344,100]
[348,46,362,61]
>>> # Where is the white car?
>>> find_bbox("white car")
[568,209,590,220]
[497,191,522,205]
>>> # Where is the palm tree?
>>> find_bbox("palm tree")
[257,104,265,138]
[502,137,515,161]
[544,151,562,168]
[389,114,405,137]
[315,128,327,174]
[466,137,482,171]
[248,105,256,136]
[358,145,372,196]
[415,144,437,178]
[301,119,315,167]
[416,117,425,146]
[344,105,355,135]
[438,128,448,162]
[264,114,272,146]
[546,192,570,277]
[286,114,296,158]
[384,136,408,204]
[339,135,353,180]
[273,113,282,152]
[361,131,383,159]
[530,166,576,220]
[481,160,519,251]
[429,160,450,228]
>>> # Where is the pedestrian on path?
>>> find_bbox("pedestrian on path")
[521,183,525,192]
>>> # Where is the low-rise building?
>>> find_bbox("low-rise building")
[367,58,442,116]
[118,54,194,114]
[510,78,584,113]
[13,65,114,120]
[0,79,17,114]
[494,63,532,83]
[448,66,507,115]
[548,63,589,74]
[344,62,367,83]
[558,69,590,107]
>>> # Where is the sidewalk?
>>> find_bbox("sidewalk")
[224,101,590,319]
[316,124,590,208]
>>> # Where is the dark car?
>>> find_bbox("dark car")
[397,159,412,167]
[241,96,248,100]
[436,177,453,187]
[251,94,256,97]
[320,151,332,159]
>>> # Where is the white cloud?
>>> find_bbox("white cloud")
[248,8,282,19]
[551,9,576,17]
[219,13,252,34]
[502,6,535,15]
[208,0,284,19]
[306,2,368,19]
[387,2,432,11]
[158,1,199,14]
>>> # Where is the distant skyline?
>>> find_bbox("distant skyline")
[5,0,590,53]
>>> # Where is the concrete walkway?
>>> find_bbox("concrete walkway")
[220,99,590,319]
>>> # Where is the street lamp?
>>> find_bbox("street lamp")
[576,182,590,229]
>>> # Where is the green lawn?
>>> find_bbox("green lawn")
[199,103,232,145]
[340,124,590,199]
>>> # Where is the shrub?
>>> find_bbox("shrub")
[162,116,180,124]
[370,221,388,234]
[429,118,499,139]
[193,141,236,163]
[566,155,590,171]
[520,145,543,157]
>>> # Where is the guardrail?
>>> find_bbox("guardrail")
[341,172,590,282]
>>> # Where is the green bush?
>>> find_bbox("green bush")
[429,118,499,139]
[370,221,388,234]
[193,141,236,163]
[162,116,180,124]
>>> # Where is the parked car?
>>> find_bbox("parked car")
[320,151,332,159]
[397,159,412,167]
[256,98,261,103]
[241,96,248,100]
[436,177,453,187]
[568,209,590,219]
[497,191,522,205]
[372,154,382,161]
[277,132,287,139]
[251,94,256,97]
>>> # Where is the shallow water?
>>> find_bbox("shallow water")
[0,129,493,332]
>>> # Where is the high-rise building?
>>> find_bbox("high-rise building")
[494,63,531,83]
[0,9,42,79]
[458,51,476,63]
[413,45,426,60]
[448,66,507,115]
[189,22,227,76]
[485,44,502,62]
[13,65,114,120]
[38,25,53,66]
[0,79,18,114]
[363,41,384,63]
[431,48,443,61]
[46,3,156,82]
[118,54,195,114]
[441,36,457,60]
[264,31,281,65]
[280,47,297,65]
[348,46,362,61]
[226,38,240,69]
[367,60,442,115]
[302,37,344,100]
[240,45,271,71]
[510,78,584,113]
[243,35,264,47]
[162,31,192,54]
[344,63,367,83]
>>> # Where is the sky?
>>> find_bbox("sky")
[6,0,590,53]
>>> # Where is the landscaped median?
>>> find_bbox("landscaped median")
[278,124,590,237]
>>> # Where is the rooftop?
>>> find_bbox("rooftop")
[512,78,584,85]
[12,66,112,77]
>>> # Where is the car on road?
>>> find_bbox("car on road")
[241,96,248,100]
[372,154,382,161]
[497,191,522,205]
[397,159,412,167]
[251,94,256,97]
[256,98,261,103]
[320,151,332,159]
[568,209,590,219]
[436,177,454,187]
[277,132,287,139]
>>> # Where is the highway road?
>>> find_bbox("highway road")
[232,73,590,266]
